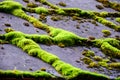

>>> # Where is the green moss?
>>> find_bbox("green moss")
[101,42,120,58]
[109,62,120,68]
[4,31,25,41]
[39,50,60,64]
[79,10,94,17]
[4,27,15,33]
[52,60,109,80]
[88,62,99,68]
[2,30,110,80]
[35,7,48,14]
[109,1,120,11]
[92,38,120,49]
[98,61,108,68]
[82,50,95,57]
[27,2,38,8]
[102,30,111,37]
[93,56,103,61]
[38,0,60,9]
[49,28,87,46]
[16,38,39,48]
[94,16,120,31]
[0,0,22,13]
[51,16,61,21]
[28,49,40,57]
[0,69,55,78]
[116,77,120,80]
[55,9,66,15]
[81,57,93,64]
[58,1,66,7]
[116,18,120,23]
[96,0,120,11]
[0,1,49,31]
[98,59,109,68]
[26,34,53,45]
[99,11,108,17]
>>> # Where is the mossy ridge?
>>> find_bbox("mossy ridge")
[25,34,53,45]
[2,30,110,80]
[0,34,8,44]
[91,38,120,58]
[82,50,95,57]
[94,12,120,17]
[25,28,87,47]
[52,60,109,80]
[49,28,87,46]
[101,42,120,58]
[0,0,49,31]
[0,69,56,79]
[93,16,120,31]
[0,0,22,13]
[92,38,120,49]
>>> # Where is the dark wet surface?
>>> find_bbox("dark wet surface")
[0,0,120,78]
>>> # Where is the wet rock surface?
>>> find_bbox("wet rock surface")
[0,0,120,79]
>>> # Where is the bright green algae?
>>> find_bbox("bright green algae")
[1,30,109,80]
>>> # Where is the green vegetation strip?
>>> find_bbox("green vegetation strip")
[0,0,120,31]
[0,69,55,78]
[0,30,109,80]
[96,0,120,11]
[0,0,120,79]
